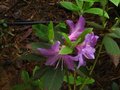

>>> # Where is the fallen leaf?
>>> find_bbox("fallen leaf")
[110,54,120,67]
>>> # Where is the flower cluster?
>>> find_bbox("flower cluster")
[38,16,99,70]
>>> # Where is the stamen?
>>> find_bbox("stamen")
[55,56,61,69]
[61,57,64,70]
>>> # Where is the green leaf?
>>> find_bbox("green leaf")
[64,74,74,85]
[75,0,83,10]
[55,22,67,33]
[55,22,67,29]
[110,0,120,6]
[54,31,63,42]
[0,19,8,28]
[33,67,49,80]
[12,84,31,90]
[32,79,44,89]
[86,21,104,29]
[112,18,120,27]
[84,8,109,18]
[100,0,108,7]
[78,28,93,42]
[32,24,48,41]
[72,28,93,47]
[112,28,120,37]
[103,36,120,54]
[20,54,45,61]
[30,42,50,50]
[60,1,80,11]
[21,70,30,82]
[33,66,40,76]
[59,46,73,55]
[76,77,94,85]
[82,0,100,2]
[83,2,94,10]
[79,67,89,76]
[64,74,95,85]
[12,84,26,90]
[48,21,54,44]
[43,68,64,90]
[62,33,72,46]
[108,33,120,38]
[112,82,119,90]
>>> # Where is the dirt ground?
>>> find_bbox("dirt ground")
[0,0,120,90]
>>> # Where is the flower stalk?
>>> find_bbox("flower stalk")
[79,43,103,90]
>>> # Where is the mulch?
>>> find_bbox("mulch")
[0,0,120,90]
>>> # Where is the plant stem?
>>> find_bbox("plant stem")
[79,44,103,90]
[89,44,103,75]
[73,70,77,90]
[66,71,72,90]
[79,77,89,90]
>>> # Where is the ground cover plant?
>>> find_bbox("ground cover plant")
[0,0,120,90]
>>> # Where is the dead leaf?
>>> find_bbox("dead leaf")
[110,54,120,67]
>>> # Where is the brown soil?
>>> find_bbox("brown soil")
[0,0,120,90]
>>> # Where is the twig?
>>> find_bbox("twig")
[0,20,62,26]
[79,44,103,90]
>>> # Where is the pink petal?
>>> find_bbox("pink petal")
[64,55,75,70]
[37,48,56,56]
[68,16,85,41]
[70,54,86,69]
[75,16,85,32]
[82,45,95,59]
[51,41,60,52]
[69,31,82,41]
[91,35,99,47]
[66,20,75,34]
[77,54,86,69]
[85,33,99,47]
[45,55,58,66]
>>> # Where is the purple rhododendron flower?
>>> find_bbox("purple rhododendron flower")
[66,16,85,41]
[75,33,99,68]
[84,33,99,47]
[37,16,98,69]
[67,16,99,68]
[37,41,75,70]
